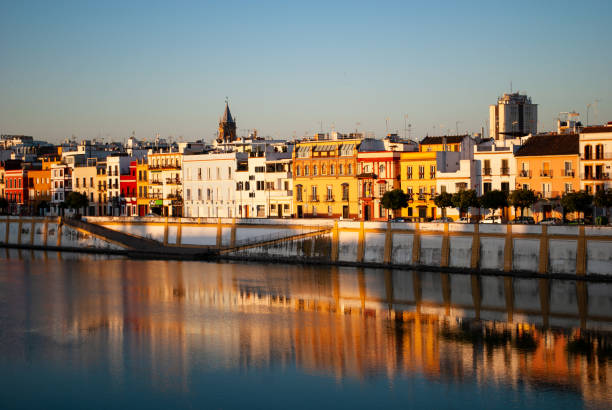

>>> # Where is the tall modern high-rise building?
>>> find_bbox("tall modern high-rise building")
[489,92,537,140]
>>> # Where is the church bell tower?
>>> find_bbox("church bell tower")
[217,101,237,143]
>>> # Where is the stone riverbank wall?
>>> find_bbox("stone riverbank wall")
[1,216,612,276]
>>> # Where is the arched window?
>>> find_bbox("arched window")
[379,164,385,175]
[321,164,326,175]
[313,165,318,176]
[348,164,353,175]
[330,164,335,175]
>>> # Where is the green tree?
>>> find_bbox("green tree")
[479,190,508,218]
[593,189,612,217]
[0,197,8,214]
[381,189,408,219]
[451,189,479,218]
[509,189,537,217]
[561,191,593,221]
[63,192,89,216]
[433,192,453,218]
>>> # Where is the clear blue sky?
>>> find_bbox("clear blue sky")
[1,0,611,143]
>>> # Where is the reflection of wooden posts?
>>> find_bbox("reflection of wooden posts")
[358,268,366,312]
[471,224,480,269]
[576,226,587,275]
[539,279,550,328]
[331,221,339,262]
[576,281,588,329]
[504,224,513,272]
[471,275,481,320]
[412,270,422,313]
[384,269,393,311]
[412,223,421,264]
[440,223,450,267]
[331,266,340,313]
[383,222,392,264]
[539,226,548,273]
[357,222,365,263]
[441,273,451,316]
[504,277,514,322]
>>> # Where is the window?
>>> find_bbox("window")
[313,165,318,176]
[378,183,386,197]
[198,189,202,200]
[564,161,573,176]
[328,206,332,216]
[296,165,301,176]
[327,186,333,201]
[330,165,335,175]
[430,165,435,178]
[483,182,492,193]
[339,164,343,175]
[348,164,353,175]
[342,184,349,201]
[483,160,491,176]
[584,145,592,160]
[565,183,573,193]
[305,166,309,176]
[542,183,551,197]
[296,185,303,201]
[228,167,232,179]
[440,185,446,193]
[186,189,191,200]
[501,182,510,193]
[418,165,425,179]
[321,164,326,175]
[501,159,509,175]
[379,164,385,175]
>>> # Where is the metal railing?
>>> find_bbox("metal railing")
[231,224,331,248]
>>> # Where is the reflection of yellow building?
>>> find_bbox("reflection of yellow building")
[400,151,438,220]
[293,135,360,219]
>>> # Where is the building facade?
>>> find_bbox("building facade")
[489,92,537,140]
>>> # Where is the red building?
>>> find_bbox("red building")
[120,161,137,216]
[5,168,28,215]
[356,149,401,221]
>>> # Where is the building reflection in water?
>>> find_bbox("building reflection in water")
[2,248,612,406]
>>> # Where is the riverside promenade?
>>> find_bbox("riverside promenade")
[1,216,612,277]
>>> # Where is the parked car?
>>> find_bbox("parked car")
[510,216,535,225]
[144,213,159,217]
[456,217,472,223]
[539,217,562,225]
[389,217,406,223]
[431,217,454,223]
[480,215,502,224]
[567,218,587,225]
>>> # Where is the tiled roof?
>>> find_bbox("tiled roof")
[581,125,612,134]
[420,135,467,145]
[515,133,579,157]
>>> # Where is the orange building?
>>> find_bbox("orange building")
[27,168,51,215]
[515,133,580,220]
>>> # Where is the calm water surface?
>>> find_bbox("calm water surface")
[1,249,611,409]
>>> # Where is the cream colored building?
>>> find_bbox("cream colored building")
[489,92,537,140]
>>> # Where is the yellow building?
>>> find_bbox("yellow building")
[136,159,149,216]
[400,151,438,220]
[148,151,183,216]
[95,165,107,216]
[293,135,360,219]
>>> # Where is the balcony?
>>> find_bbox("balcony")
[325,195,335,202]
[500,167,510,175]
[166,177,181,185]
[309,195,319,202]
[540,170,553,177]
[582,153,612,160]
[564,170,575,177]
[150,180,163,185]
[518,170,531,178]
[342,195,349,201]
[483,168,492,176]
[581,173,610,181]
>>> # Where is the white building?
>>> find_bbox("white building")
[50,163,72,215]
[579,123,612,194]
[489,92,537,140]
[106,156,132,216]
[473,137,523,195]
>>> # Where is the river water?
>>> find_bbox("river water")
[0,249,611,409]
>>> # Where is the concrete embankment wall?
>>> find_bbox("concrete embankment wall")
[2,216,612,276]
[0,216,127,252]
